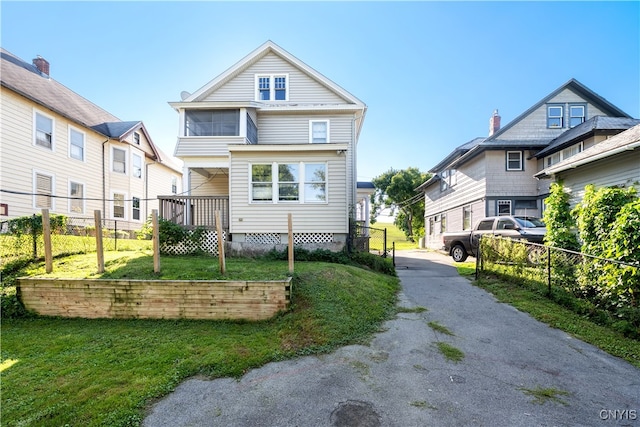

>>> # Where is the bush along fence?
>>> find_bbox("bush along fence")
[476,235,639,339]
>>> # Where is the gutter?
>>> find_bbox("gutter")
[534,141,640,179]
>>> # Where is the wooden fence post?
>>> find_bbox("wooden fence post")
[152,210,160,273]
[288,213,294,274]
[215,211,226,274]
[94,210,105,273]
[41,209,53,273]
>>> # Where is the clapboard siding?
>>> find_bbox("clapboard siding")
[229,151,348,233]
[258,114,353,145]
[558,151,640,207]
[19,277,291,321]
[484,150,540,197]
[202,52,347,104]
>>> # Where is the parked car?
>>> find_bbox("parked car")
[443,216,547,262]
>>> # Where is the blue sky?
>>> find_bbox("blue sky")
[2,1,638,181]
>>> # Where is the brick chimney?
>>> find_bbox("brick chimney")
[32,56,50,76]
[489,109,501,136]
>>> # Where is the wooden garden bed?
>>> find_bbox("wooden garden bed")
[18,277,292,321]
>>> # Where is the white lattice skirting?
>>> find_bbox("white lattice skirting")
[294,233,334,244]
[161,229,226,256]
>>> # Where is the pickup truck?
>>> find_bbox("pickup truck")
[443,215,546,262]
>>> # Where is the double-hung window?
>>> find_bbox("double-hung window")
[278,164,299,201]
[134,132,140,145]
[171,177,178,194]
[251,164,273,201]
[506,151,523,171]
[112,147,127,173]
[113,193,125,219]
[69,128,85,161]
[547,105,563,128]
[34,171,54,209]
[463,205,472,230]
[310,120,329,143]
[255,74,288,101]
[304,163,326,202]
[69,181,84,213]
[132,197,141,220]
[34,111,54,149]
[569,105,585,128]
[132,153,142,178]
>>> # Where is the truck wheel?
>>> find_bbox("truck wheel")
[451,244,468,262]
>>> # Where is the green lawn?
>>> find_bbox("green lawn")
[1,254,399,426]
[370,221,420,251]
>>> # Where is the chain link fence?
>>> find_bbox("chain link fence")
[351,223,388,257]
[0,215,152,270]
[477,235,639,337]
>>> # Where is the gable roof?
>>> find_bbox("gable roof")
[535,116,640,158]
[0,47,170,164]
[534,124,640,179]
[485,78,632,142]
[184,40,367,107]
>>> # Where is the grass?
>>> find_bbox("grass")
[519,386,571,406]
[435,342,465,363]
[428,321,454,336]
[370,221,419,251]
[0,254,400,426]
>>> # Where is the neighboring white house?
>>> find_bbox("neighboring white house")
[0,48,182,231]
[417,79,637,250]
[166,41,368,253]
[534,123,640,205]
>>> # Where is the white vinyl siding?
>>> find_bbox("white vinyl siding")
[33,171,54,209]
[202,52,347,104]
[34,110,54,150]
[258,115,350,145]
[231,151,346,233]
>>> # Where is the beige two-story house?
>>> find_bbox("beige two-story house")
[0,48,182,232]
[418,79,636,250]
[166,41,367,253]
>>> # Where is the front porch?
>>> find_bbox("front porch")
[158,195,229,233]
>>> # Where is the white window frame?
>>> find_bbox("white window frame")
[255,74,289,101]
[132,196,141,221]
[250,162,328,204]
[33,170,55,210]
[33,109,55,151]
[133,132,140,145]
[463,205,472,230]
[569,104,586,128]
[309,120,330,143]
[111,191,127,220]
[132,152,143,179]
[547,105,564,128]
[68,180,85,214]
[497,200,512,216]
[506,151,523,171]
[68,126,85,161]
[112,146,127,174]
[171,176,178,194]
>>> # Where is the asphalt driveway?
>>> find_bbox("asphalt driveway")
[144,250,639,426]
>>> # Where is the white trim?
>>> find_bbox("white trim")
[249,161,328,205]
[132,152,143,179]
[33,108,55,151]
[68,179,85,214]
[497,200,512,215]
[131,195,142,222]
[68,125,86,162]
[506,151,523,171]
[33,169,55,210]
[111,190,127,220]
[111,145,128,175]
[309,120,330,144]
[254,73,289,102]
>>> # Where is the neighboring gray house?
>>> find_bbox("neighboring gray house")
[418,79,636,250]
[534,123,640,206]
[165,41,368,253]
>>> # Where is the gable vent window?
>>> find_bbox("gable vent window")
[255,74,288,101]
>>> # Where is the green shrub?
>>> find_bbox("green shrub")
[543,182,580,250]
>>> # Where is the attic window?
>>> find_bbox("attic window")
[134,132,140,145]
[569,105,585,128]
[547,105,563,128]
[256,74,288,101]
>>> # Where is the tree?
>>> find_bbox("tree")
[371,167,431,241]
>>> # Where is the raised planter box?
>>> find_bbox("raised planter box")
[18,277,292,321]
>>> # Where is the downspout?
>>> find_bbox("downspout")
[102,139,109,217]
